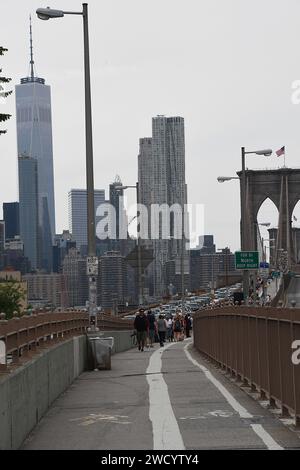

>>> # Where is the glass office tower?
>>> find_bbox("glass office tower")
[18,155,39,270]
[16,21,56,271]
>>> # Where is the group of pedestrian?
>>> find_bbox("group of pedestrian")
[133,307,192,351]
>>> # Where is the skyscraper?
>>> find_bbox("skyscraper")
[68,189,105,250]
[16,18,55,272]
[3,203,20,240]
[138,116,189,297]
[99,251,127,311]
[18,155,39,270]
[138,138,152,238]
[62,247,88,307]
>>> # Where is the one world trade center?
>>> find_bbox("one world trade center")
[16,18,55,272]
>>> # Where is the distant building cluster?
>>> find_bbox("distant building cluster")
[0,26,240,313]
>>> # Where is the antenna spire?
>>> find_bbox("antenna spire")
[29,15,34,80]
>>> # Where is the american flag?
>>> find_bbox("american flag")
[276,146,285,157]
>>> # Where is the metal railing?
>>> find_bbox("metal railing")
[0,311,133,371]
[193,306,300,427]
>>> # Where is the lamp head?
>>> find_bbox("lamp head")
[255,149,272,156]
[36,7,64,20]
[217,176,233,183]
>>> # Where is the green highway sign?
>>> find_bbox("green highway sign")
[271,271,280,278]
[235,251,259,270]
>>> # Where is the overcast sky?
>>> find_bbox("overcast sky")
[1,0,300,251]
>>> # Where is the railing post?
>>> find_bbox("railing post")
[11,316,21,364]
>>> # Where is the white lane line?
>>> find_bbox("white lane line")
[250,424,283,450]
[184,343,252,419]
[146,343,185,450]
[184,343,283,450]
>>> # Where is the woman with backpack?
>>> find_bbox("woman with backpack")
[173,312,183,342]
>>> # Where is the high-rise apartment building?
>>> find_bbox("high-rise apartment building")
[62,247,88,307]
[68,189,105,250]
[23,272,63,308]
[99,251,127,311]
[138,116,189,297]
[138,139,153,207]
[190,240,235,291]
[16,21,56,272]
[53,230,76,273]
[3,203,20,240]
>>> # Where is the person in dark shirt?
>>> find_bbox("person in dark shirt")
[146,309,156,348]
[184,313,192,338]
[134,308,148,351]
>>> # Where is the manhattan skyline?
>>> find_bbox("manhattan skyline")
[1,0,300,252]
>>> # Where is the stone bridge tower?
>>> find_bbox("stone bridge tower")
[237,168,300,269]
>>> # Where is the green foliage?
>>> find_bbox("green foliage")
[0,47,8,56]
[0,281,26,320]
[0,46,12,135]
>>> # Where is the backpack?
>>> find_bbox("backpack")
[147,313,156,329]
[174,319,181,331]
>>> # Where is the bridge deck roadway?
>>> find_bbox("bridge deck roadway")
[22,339,300,450]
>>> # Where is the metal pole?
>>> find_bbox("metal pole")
[136,182,143,306]
[83,3,97,329]
[181,206,185,315]
[241,147,249,305]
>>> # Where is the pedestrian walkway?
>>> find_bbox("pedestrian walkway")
[22,339,300,450]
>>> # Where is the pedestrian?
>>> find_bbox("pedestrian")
[134,308,148,352]
[166,316,173,342]
[173,312,183,342]
[184,313,192,338]
[146,309,156,348]
[157,314,168,347]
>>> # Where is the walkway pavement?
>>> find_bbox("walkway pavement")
[22,339,300,450]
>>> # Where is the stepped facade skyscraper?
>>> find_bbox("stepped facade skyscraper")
[138,116,189,297]
[16,18,56,272]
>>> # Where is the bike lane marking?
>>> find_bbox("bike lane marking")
[146,342,185,450]
[184,343,283,450]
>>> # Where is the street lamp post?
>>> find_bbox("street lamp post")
[37,4,98,330]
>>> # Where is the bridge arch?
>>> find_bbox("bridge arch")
[256,198,278,264]
[238,167,300,268]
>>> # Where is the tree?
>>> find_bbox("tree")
[0,281,26,320]
[0,46,12,135]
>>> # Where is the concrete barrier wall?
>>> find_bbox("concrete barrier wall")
[0,330,134,449]
[0,335,87,450]
[100,330,135,354]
